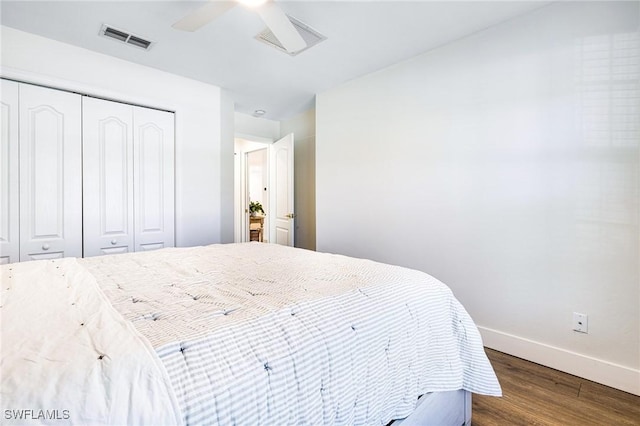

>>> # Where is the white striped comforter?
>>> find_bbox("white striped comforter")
[81,243,501,425]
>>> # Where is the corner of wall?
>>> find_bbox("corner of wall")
[220,90,236,243]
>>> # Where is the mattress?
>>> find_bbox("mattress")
[1,243,501,425]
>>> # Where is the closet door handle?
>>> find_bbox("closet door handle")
[111,239,117,245]
[42,244,50,251]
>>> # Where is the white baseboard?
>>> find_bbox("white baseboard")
[478,326,640,396]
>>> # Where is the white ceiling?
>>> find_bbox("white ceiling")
[0,0,552,120]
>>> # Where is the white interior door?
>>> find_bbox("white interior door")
[133,106,175,252]
[83,97,134,257]
[0,80,19,264]
[19,83,82,261]
[269,133,294,246]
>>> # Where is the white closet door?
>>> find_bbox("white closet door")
[0,80,19,264]
[19,84,82,261]
[133,106,175,252]
[83,97,134,257]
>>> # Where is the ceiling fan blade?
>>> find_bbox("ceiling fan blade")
[172,1,237,32]
[255,2,306,53]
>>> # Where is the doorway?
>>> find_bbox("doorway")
[234,134,295,245]
[235,137,270,243]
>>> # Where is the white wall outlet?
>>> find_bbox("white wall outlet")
[573,312,588,333]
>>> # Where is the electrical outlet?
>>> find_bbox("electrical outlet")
[573,312,588,333]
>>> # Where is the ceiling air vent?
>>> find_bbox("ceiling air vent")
[255,16,326,56]
[100,24,153,50]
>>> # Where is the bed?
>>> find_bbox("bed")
[1,243,501,425]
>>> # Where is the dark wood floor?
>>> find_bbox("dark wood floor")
[472,348,640,426]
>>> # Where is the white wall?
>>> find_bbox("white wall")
[1,26,224,247]
[316,1,639,394]
[235,112,281,140]
[281,109,316,251]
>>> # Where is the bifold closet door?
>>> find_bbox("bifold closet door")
[19,84,82,261]
[82,97,134,257]
[133,106,175,251]
[83,98,174,256]
[0,80,19,264]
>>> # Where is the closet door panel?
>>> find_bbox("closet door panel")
[19,84,82,261]
[0,80,19,264]
[83,97,134,257]
[133,107,174,251]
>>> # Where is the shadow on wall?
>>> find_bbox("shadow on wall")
[574,31,639,296]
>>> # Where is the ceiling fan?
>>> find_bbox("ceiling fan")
[172,0,307,53]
